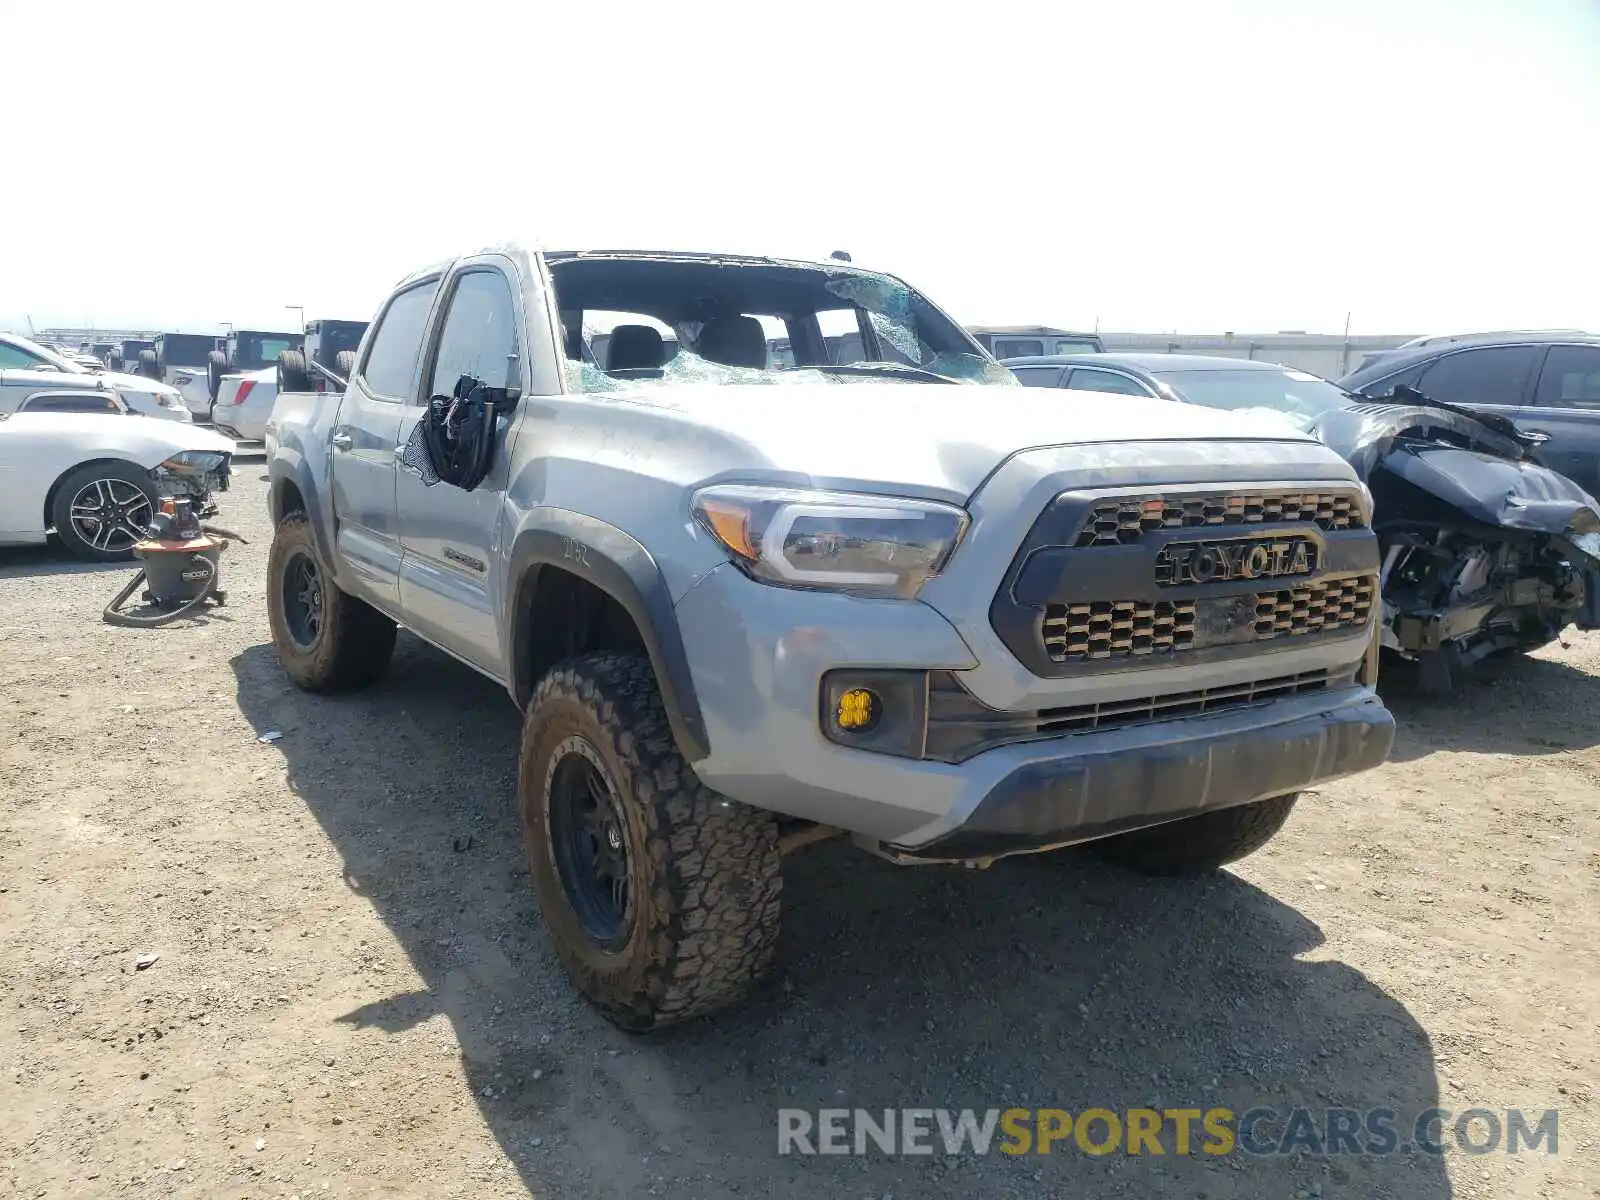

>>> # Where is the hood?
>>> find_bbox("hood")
[1313,402,1530,478]
[0,412,235,462]
[102,369,182,398]
[1312,401,1600,557]
[591,382,1323,500]
[0,367,118,392]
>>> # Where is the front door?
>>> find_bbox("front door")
[396,260,524,677]
[328,277,442,610]
[1408,344,1541,427]
[1518,344,1600,497]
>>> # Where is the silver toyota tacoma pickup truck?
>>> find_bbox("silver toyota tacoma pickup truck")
[265,247,1395,1030]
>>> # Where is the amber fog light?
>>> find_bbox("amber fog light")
[836,688,881,732]
[821,671,929,758]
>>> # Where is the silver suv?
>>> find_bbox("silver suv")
[264,248,1395,1029]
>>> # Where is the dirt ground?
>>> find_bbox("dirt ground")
[1,460,1596,1200]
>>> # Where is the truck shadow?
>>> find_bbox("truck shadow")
[1381,650,1600,762]
[231,639,1452,1200]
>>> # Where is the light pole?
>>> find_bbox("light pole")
[286,305,305,333]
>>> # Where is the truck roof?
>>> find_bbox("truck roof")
[392,247,879,290]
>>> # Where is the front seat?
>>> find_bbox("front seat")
[697,316,768,369]
[606,324,667,378]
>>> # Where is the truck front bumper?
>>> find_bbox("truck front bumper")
[675,563,1395,859]
[891,690,1391,861]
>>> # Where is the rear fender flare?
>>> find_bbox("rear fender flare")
[506,513,710,763]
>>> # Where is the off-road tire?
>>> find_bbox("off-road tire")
[520,653,782,1032]
[1087,793,1299,877]
[266,513,396,692]
[137,348,160,380]
[105,350,124,372]
[206,350,228,404]
[333,350,358,386]
[277,349,312,393]
[49,461,159,562]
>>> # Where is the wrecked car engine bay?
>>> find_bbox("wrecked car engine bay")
[1314,386,1600,692]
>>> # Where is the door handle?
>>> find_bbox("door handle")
[1522,428,1552,444]
[330,431,353,451]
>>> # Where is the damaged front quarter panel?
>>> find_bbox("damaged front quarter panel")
[1315,401,1600,560]
[1312,393,1600,684]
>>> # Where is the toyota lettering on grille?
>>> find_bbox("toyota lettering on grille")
[1155,536,1317,587]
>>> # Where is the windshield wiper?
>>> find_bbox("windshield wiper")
[795,362,952,384]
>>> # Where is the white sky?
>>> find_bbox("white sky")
[3,0,1597,337]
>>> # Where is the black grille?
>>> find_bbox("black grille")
[1042,599,1196,663]
[1074,490,1364,547]
[1039,576,1375,663]
[1034,669,1344,736]
[924,668,1353,762]
[1255,576,1375,639]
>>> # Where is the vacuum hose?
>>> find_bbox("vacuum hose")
[101,524,246,628]
[102,555,217,628]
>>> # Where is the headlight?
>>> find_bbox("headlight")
[157,393,183,407]
[691,484,969,598]
[159,450,227,474]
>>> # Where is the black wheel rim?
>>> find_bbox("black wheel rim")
[67,477,152,554]
[546,737,632,949]
[280,550,324,648]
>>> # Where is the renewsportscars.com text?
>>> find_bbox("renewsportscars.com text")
[777,1107,1559,1158]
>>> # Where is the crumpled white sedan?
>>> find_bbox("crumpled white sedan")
[0,411,235,560]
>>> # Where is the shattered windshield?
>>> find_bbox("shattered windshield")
[548,255,1015,393]
[1155,368,1355,430]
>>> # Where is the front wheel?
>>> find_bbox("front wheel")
[520,653,782,1031]
[1086,794,1299,876]
[50,461,158,561]
[266,513,396,691]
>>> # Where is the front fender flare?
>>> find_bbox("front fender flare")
[266,454,336,567]
[506,512,710,763]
